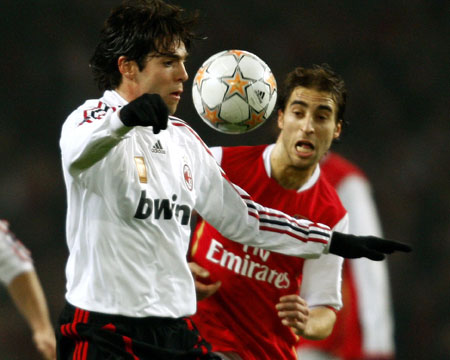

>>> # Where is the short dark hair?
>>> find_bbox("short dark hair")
[90,0,200,91]
[276,64,347,125]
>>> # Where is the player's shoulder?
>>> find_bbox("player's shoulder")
[221,144,267,159]
[169,115,192,130]
[320,152,366,187]
[65,97,114,128]
[169,116,201,141]
[303,174,347,227]
[319,174,347,206]
[0,220,32,260]
[169,116,213,155]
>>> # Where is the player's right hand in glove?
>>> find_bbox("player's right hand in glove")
[329,232,412,261]
[120,93,169,134]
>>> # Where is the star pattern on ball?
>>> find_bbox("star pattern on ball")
[244,111,265,128]
[194,66,207,89]
[229,50,247,59]
[265,72,277,92]
[203,107,222,125]
[224,71,250,99]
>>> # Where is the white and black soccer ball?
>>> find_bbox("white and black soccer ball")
[192,50,277,134]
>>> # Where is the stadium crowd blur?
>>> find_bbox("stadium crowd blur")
[0,1,448,359]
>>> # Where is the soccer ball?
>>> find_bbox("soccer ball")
[192,50,277,134]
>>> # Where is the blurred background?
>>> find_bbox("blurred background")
[0,0,448,359]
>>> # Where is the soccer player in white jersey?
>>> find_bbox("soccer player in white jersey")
[298,152,395,359]
[0,220,56,359]
[57,1,410,358]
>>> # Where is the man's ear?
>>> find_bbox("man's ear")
[277,109,284,130]
[333,120,343,139]
[118,56,137,80]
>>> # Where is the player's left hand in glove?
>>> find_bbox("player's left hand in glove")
[329,232,412,261]
[120,93,169,134]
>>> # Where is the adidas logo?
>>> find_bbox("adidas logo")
[255,89,266,103]
[151,140,166,154]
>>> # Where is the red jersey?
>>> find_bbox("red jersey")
[298,152,394,359]
[190,145,348,360]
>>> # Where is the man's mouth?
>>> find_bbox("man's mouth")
[170,90,183,100]
[295,140,314,153]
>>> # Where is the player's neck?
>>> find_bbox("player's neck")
[115,81,140,103]
[270,146,315,190]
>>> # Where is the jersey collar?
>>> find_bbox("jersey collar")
[104,90,129,106]
[262,144,321,193]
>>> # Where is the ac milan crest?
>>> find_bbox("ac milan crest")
[183,164,193,191]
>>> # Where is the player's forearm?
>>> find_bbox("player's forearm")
[8,271,53,332]
[199,178,331,259]
[301,306,336,340]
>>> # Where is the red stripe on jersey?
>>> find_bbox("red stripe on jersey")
[200,344,208,355]
[123,336,140,360]
[70,308,81,338]
[60,324,67,337]
[184,317,195,331]
[62,308,90,360]
[0,224,33,262]
[260,226,328,244]
[80,341,89,360]
[171,121,213,156]
[243,184,328,241]
[247,209,260,221]
[82,309,90,323]
[73,340,84,360]
[257,209,311,229]
[10,239,32,262]
[73,343,80,360]
[102,323,116,331]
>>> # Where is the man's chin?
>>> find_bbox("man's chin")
[292,156,316,170]
[167,103,178,116]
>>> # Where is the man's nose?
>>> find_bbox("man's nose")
[178,63,188,82]
[300,115,314,133]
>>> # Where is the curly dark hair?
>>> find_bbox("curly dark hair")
[276,64,347,126]
[90,0,200,91]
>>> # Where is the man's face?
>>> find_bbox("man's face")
[277,86,342,171]
[134,42,189,115]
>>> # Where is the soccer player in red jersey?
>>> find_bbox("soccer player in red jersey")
[189,65,350,360]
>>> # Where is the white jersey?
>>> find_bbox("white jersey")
[60,90,333,318]
[0,220,33,286]
[338,175,395,355]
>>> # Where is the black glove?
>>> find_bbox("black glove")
[120,94,169,134]
[329,232,412,261]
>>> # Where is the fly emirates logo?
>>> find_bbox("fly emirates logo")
[206,239,290,289]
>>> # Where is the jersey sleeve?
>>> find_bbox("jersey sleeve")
[338,175,395,355]
[0,221,34,286]
[300,214,348,310]
[208,146,223,164]
[193,144,332,259]
[60,101,131,176]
